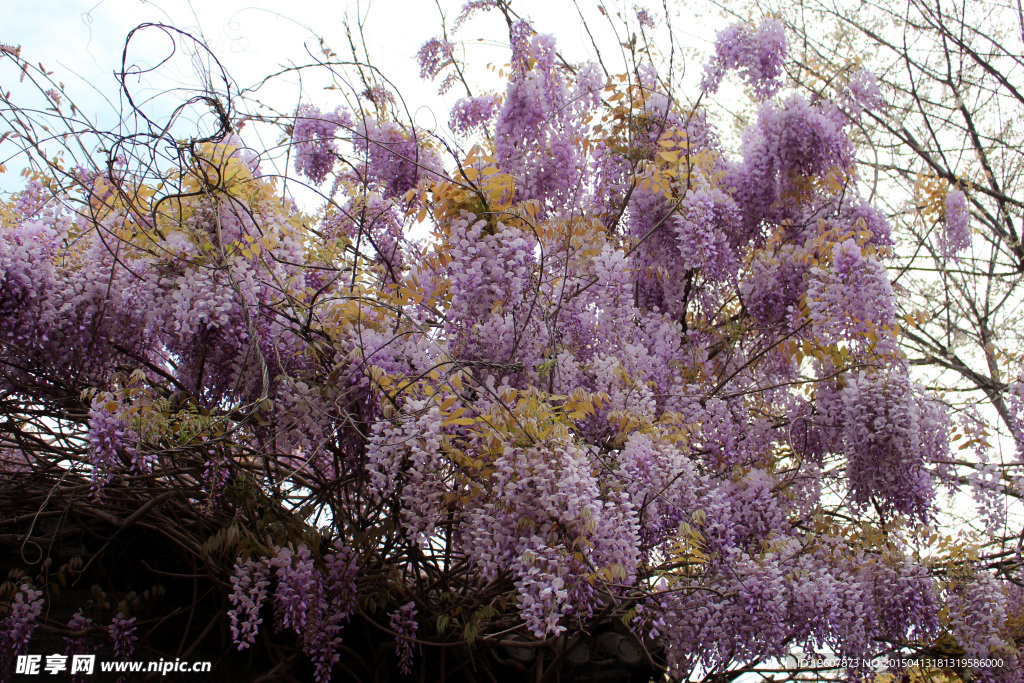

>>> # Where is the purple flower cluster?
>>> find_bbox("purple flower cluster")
[0,214,57,340]
[513,545,576,637]
[450,95,499,135]
[731,95,853,237]
[460,437,639,636]
[304,547,360,682]
[367,399,448,539]
[840,68,884,116]
[14,178,50,218]
[0,584,43,661]
[64,609,94,655]
[228,558,270,649]
[226,545,357,682]
[806,239,895,344]
[87,396,144,489]
[389,602,418,676]
[271,545,317,633]
[702,18,787,100]
[439,215,541,366]
[64,610,96,682]
[108,613,137,660]
[837,372,944,520]
[293,105,348,185]
[452,0,497,32]
[325,547,359,620]
[741,245,811,324]
[948,573,1013,669]
[493,20,596,210]
[941,189,971,258]
[630,596,666,640]
[617,433,699,550]
[353,117,442,199]
[417,37,455,84]
[1010,378,1024,466]
[661,538,941,675]
[666,546,790,669]
[968,458,1006,534]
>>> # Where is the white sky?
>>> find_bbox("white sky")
[5,1,711,128]
[3,1,726,177]
[1,0,734,209]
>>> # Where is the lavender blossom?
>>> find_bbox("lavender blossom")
[702,18,787,100]
[389,602,418,676]
[271,545,317,633]
[941,189,971,257]
[0,584,43,656]
[108,613,137,660]
[293,105,348,184]
[228,558,270,649]
[450,95,499,135]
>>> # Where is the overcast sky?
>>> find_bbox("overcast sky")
[6,1,700,121]
[2,0,730,196]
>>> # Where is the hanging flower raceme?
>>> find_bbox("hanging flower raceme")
[701,18,787,100]
[941,188,971,258]
[389,602,418,676]
[449,94,499,134]
[293,105,350,185]
[0,584,43,669]
[228,558,270,649]
[838,372,946,521]
[108,613,137,660]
